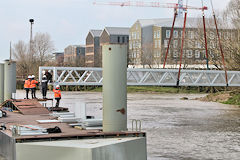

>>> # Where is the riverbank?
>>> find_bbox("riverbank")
[198,90,240,106]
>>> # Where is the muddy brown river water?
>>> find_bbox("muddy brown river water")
[1,90,240,160]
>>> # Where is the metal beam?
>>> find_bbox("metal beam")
[39,67,240,87]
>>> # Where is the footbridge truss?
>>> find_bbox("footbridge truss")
[39,67,240,87]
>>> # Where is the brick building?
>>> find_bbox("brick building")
[64,45,85,66]
[53,52,64,66]
[100,27,130,66]
[85,30,102,67]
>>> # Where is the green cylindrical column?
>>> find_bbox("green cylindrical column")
[0,63,4,103]
[103,44,127,132]
[4,60,16,101]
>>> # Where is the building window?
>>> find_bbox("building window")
[195,50,200,58]
[186,50,193,58]
[166,30,171,38]
[174,30,178,38]
[226,32,230,39]
[182,50,185,57]
[188,40,193,48]
[155,40,158,48]
[136,42,139,48]
[195,41,201,48]
[154,31,157,38]
[122,37,125,43]
[210,41,215,49]
[158,40,161,48]
[173,40,178,48]
[157,30,160,38]
[157,50,161,57]
[137,32,140,39]
[154,50,157,57]
[118,36,120,43]
[173,50,178,58]
[188,31,194,39]
[164,40,169,48]
[129,42,132,49]
[210,31,214,39]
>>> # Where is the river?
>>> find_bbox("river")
[1,90,240,160]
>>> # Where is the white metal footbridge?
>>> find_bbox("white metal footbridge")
[39,67,240,87]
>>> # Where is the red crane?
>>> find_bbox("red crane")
[93,1,207,10]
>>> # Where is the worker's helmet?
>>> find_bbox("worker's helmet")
[32,75,35,78]
[28,75,32,79]
[56,85,60,89]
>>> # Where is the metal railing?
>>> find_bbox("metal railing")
[39,67,240,87]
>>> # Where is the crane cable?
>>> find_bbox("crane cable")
[163,8,178,69]
[210,0,228,87]
[201,0,209,70]
[177,0,188,87]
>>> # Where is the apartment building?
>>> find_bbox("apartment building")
[85,30,102,67]
[64,45,85,66]
[129,18,238,68]
[99,27,130,66]
[53,52,64,66]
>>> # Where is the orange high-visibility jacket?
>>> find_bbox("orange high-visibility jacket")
[24,79,31,89]
[30,80,38,88]
[53,89,61,98]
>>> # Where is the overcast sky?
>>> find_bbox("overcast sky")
[0,0,231,62]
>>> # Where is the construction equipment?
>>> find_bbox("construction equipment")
[93,0,229,87]
[93,0,207,10]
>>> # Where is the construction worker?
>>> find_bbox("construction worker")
[41,75,48,99]
[24,75,32,99]
[53,85,61,107]
[30,75,38,99]
[45,70,53,83]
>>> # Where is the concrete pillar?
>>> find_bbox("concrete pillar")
[0,63,4,103]
[4,60,16,100]
[102,44,127,132]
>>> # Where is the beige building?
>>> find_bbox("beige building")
[64,45,85,66]
[129,18,238,68]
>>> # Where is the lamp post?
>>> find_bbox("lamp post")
[29,19,34,61]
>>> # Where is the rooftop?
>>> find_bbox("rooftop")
[104,27,130,36]
[90,30,103,37]
[138,18,235,29]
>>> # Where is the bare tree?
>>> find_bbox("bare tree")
[223,0,240,70]
[13,32,55,79]
[33,32,55,66]
[225,0,240,28]
[141,43,153,68]
[13,41,29,78]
